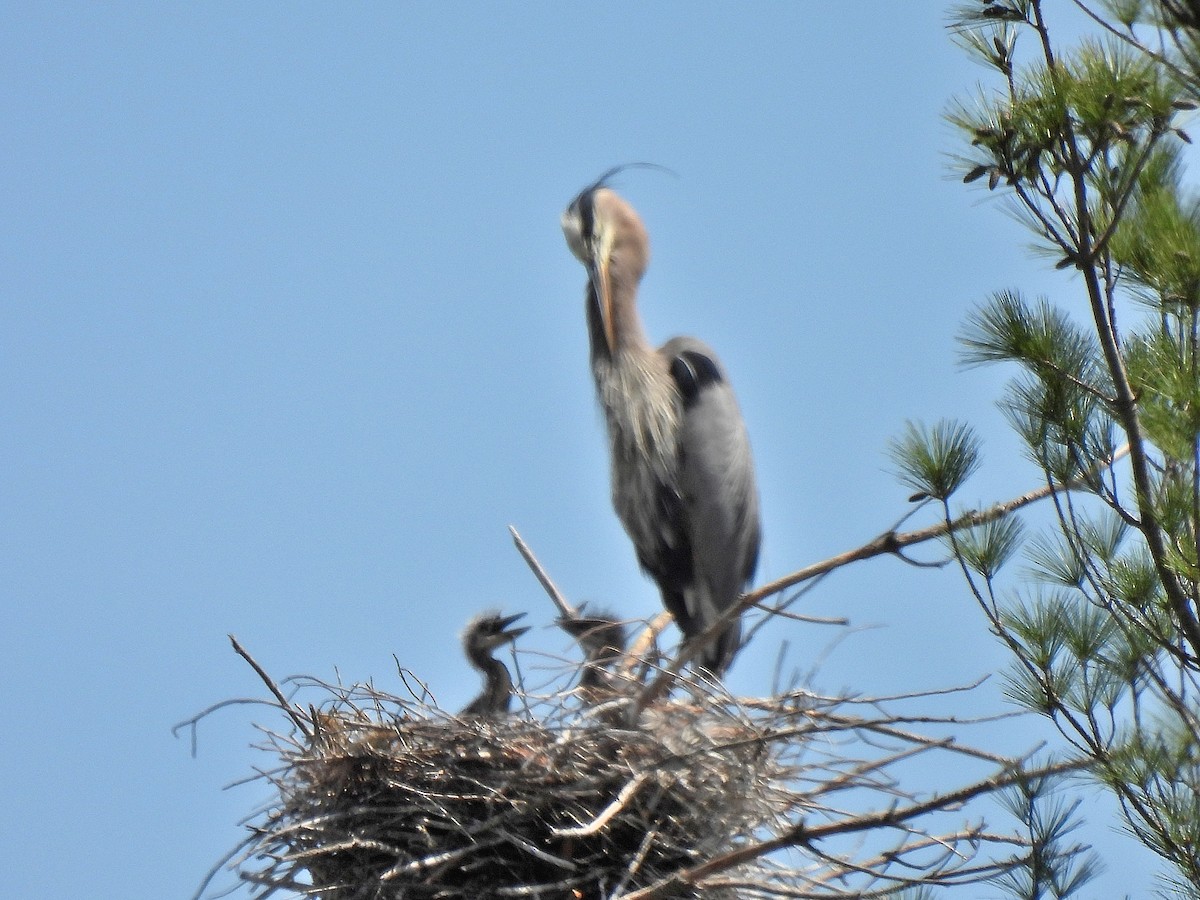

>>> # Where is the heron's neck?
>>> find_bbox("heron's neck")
[607,271,650,355]
[466,654,513,714]
[579,645,622,692]
[587,285,651,365]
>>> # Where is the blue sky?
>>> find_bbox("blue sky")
[2,4,1165,897]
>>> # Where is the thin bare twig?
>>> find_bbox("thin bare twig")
[509,525,576,619]
[618,757,1088,900]
[551,773,651,838]
[229,634,311,739]
[749,603,849,627]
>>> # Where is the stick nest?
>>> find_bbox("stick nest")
[237,677,780,899]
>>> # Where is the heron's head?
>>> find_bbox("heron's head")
[558,608,628,662]
[462,611,529,657]
[562,181,650,353]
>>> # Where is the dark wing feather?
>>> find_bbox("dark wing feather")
[661,336,760,674]
[635,482,694,628]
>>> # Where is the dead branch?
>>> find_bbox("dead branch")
[229,634,311,739]
[509,525,576,619]
[632,447,1131,717]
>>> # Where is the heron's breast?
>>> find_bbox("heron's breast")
[594,360,683,549]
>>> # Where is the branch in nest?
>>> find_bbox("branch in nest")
[509,524,668,684]
[618,757,1090,900]
[551,772,651,838]
[228,634,311,739]
[509,524,576,620]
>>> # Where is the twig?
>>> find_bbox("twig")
[632,447,1131,716]
[381,840,500,879]
[504,832,578,870]
[551,773,651,838]
[229,634,312,739]
[617,757,1090,900]
[618,612,672,679]
[509,525,576,619]
[613,827,660,897]
[172,697,294,758]
[749,603,849,626]
[749,458,1124,607]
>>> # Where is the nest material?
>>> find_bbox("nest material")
[242,686,777,900]
[203,636,1050,900]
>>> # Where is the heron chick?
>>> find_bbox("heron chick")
[561,175,760,677]
[559,608,629,696]
[459,611,529,717]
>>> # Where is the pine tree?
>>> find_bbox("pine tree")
[890,1,1200,893]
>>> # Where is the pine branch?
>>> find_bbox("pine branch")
[631,450,1128,718]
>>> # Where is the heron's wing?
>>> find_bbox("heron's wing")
[662,336,761,673]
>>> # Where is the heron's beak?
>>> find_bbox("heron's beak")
[498,612,529,641]
[588,250,616,354]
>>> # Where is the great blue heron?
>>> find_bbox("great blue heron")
[561,174,760,677]
[460,611,528,717]
[559,608,628,696]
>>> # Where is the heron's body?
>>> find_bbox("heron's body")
[460,611,528,717]
[562,178,760,676]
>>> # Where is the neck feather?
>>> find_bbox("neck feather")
[607,268,649,354]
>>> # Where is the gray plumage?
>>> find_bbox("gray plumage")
[561,177,760,676]
[459,611,528,717]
